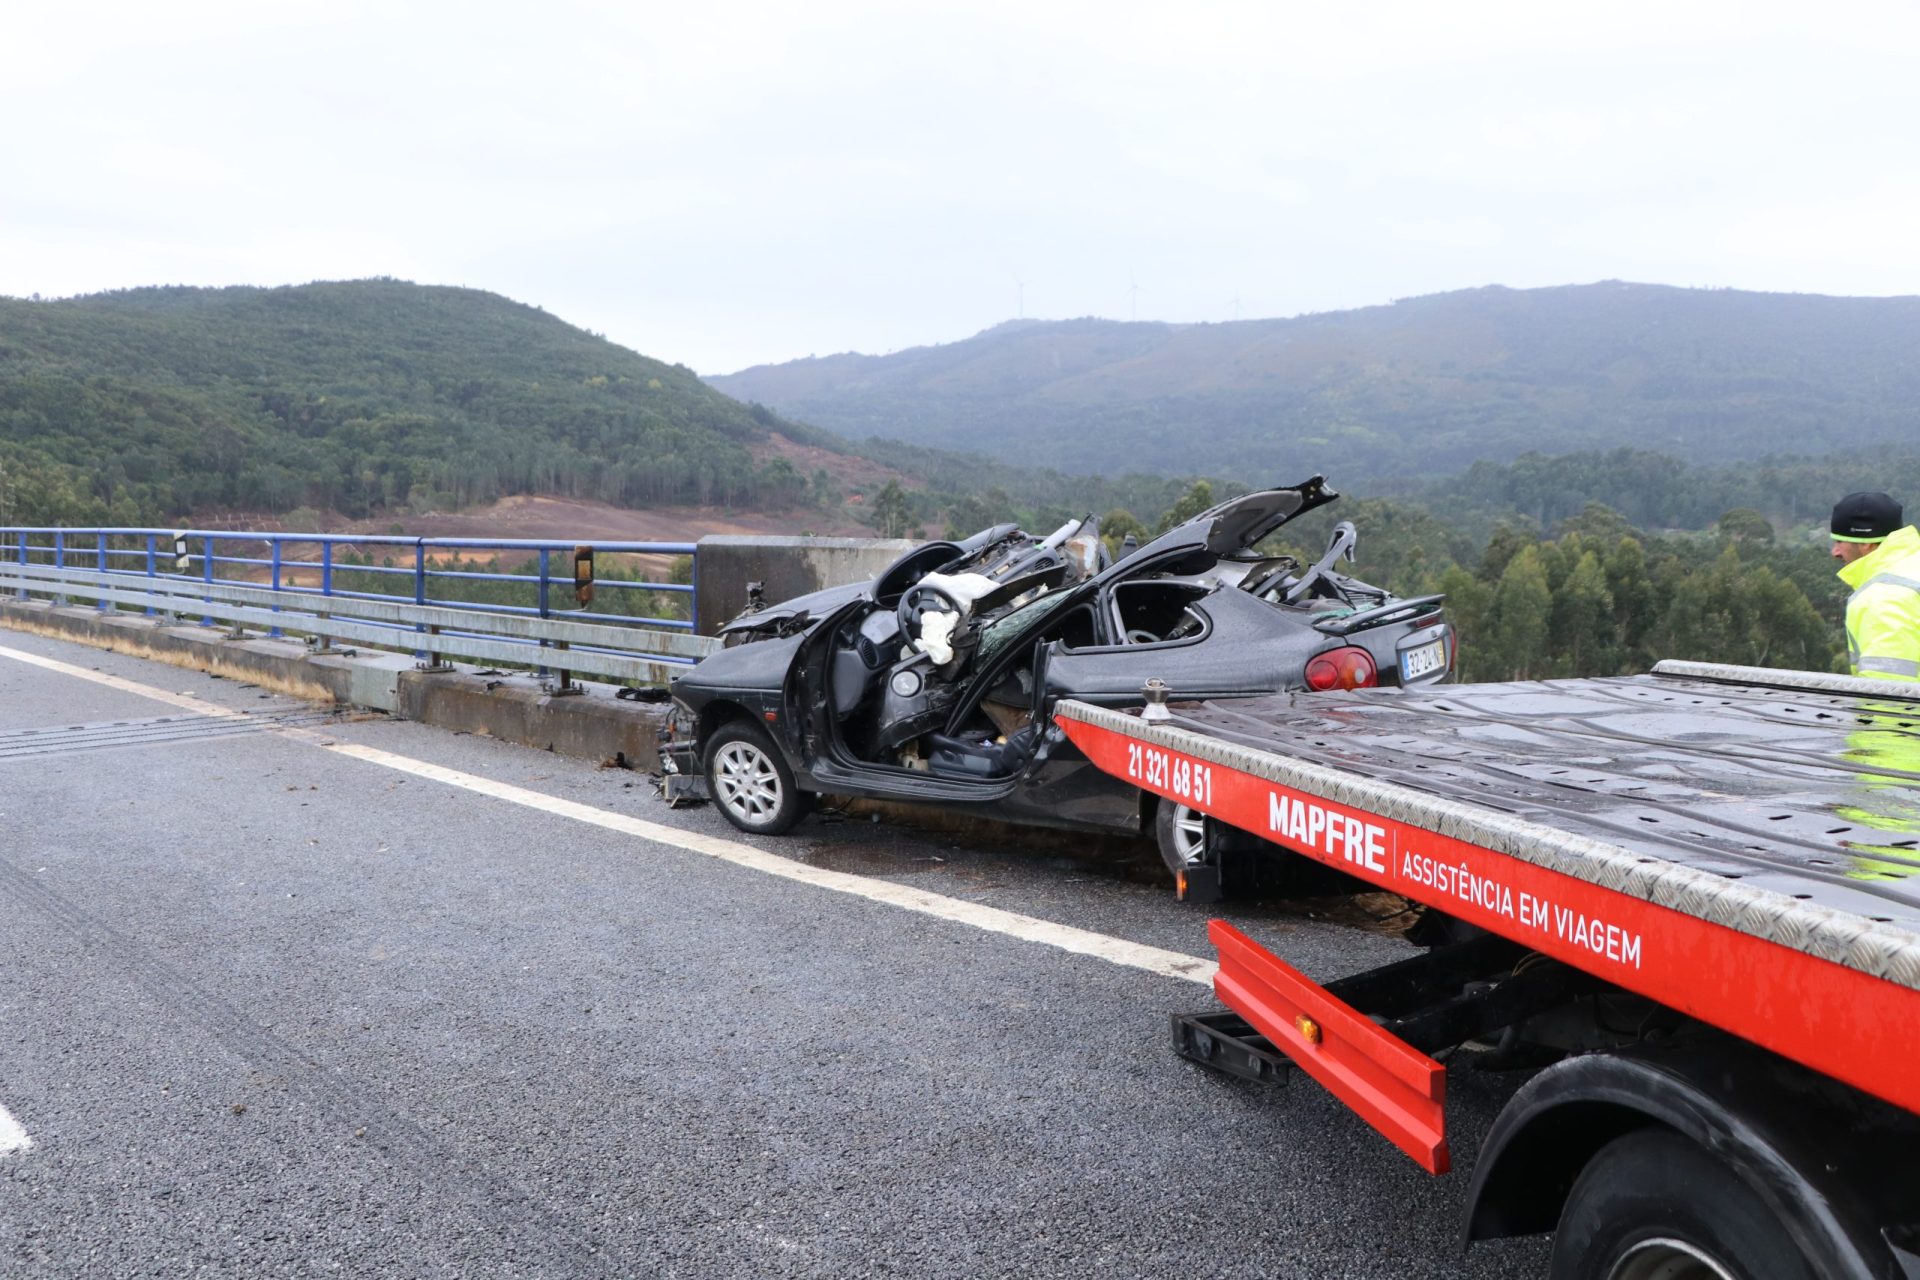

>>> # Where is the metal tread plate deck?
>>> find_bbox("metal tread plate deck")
[1054,666,1920,1116]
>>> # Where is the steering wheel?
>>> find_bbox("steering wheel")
[1126,628,1160,645]
[897,582,962,634]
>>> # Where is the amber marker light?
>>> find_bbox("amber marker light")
[1295,1015,1322,1045]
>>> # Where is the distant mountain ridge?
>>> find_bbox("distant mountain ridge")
[708,283,1920,482]
[0,279,855,523]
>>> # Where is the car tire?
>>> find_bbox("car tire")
[1549,1129,1814,1280]
[705,721,812,836]
[1155,801,1225,903]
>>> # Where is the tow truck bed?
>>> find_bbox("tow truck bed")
[1055,660,1920,1122]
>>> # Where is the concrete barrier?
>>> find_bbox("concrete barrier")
[694,534,915,635]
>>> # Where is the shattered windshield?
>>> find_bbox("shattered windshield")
[974,590,1075,666]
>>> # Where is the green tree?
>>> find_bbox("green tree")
[1654,545,1834,671]
[1603,536,1659,669]
[1478,523,1537,585]
[866,480,913,538]
[944,493,998,539]
[1436,565,1494,679]
[1156,481,1215,533]
[1487,545,1553,680]
[756,456,806,508]
[1100,506,1149,553]
[1555,502,1641,543]
[809,468,841,510]
[1717,507,1775,546]
[1549,549,1616,675]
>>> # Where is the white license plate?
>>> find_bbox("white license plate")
[1399,639,1446,682]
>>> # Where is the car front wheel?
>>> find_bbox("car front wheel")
[705,722,812,835]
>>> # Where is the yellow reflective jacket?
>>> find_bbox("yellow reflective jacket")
[1839,704,1920,881]
[1839,525,1920,681]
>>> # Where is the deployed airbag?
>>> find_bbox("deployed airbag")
[915,609,961,664]
[914,571,1004,612]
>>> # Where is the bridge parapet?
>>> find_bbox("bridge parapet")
[2,527,710,687]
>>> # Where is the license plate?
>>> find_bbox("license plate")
[1399,639,1446,682]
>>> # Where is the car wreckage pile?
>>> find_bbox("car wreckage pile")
[662,477,1454,899]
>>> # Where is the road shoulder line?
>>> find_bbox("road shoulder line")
[0,1102,31,1157]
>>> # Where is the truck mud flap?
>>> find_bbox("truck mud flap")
[1209,919,1449,1173]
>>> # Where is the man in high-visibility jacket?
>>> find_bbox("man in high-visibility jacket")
[1832,491,1920,682]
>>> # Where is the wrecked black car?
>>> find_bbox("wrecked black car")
[662,477,1452,898]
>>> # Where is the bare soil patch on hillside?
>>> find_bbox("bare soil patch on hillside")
[755,432,911,497]
[345,494,875,543]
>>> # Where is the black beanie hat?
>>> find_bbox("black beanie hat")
[1831,491,1903,542]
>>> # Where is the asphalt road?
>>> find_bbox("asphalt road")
[0,628,1549,1278]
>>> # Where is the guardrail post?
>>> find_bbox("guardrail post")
[412,540,428,662]
[269,538,283,638]
[219,535,245,637]
[312,540,336,654]
[413,540,452,671]
[417,623,452,673]
[144,534,157,617]
[201,536,214,627]
[14,531,25,602]
[551,639,581,696]
[96,532,109,612]
[536,548,552,678]
[53,531,66,606]
[689,548,700,634]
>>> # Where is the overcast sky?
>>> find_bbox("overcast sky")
[6,1,1920,374]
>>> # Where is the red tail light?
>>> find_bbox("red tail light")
[1305,646,1378,691]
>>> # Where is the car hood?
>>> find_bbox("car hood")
[716,580,868,638]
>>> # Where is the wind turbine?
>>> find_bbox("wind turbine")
[1128,273,1143,322]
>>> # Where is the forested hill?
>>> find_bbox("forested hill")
[709,282,1920,482]
[0,280,847,524]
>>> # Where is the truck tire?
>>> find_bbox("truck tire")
[1549,1129,1815,1280]
[705,721,812,836]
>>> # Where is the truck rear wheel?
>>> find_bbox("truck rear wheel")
[1549,1129,1814,1280]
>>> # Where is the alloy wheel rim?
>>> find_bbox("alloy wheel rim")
[1171,805,1208,866]
[714,741,783,822]
[1606,1238,1740,1280]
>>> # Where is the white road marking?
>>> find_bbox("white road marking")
[0,1102,31,1157]
[0,643,1216,986]
[0,646,250,720]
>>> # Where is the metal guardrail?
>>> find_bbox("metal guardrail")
[1,527,719,688]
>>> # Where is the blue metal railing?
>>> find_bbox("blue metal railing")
[2,525,702,669]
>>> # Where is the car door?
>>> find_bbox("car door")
[964,630,1146,832]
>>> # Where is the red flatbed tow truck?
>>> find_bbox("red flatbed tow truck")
[1055,660,1920,1280]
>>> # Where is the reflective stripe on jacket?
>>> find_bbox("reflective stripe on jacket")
[1839,525,1920,681]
